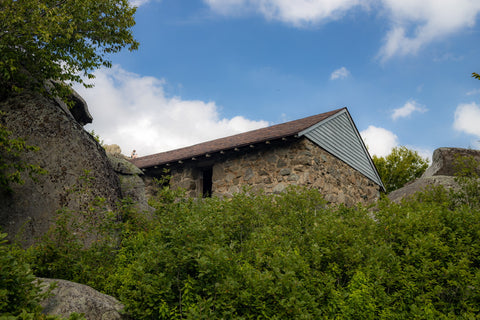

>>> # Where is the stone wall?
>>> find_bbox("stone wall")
[168,138,380,206]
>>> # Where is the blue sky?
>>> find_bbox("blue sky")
[78,0,480,160]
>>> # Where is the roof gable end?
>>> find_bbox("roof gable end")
[299,108,385,190]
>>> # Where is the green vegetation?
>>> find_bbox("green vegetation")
[373,146,429,193]
[0,0,136,190]
[0,233,46,318]
[0,233,84,319]
[0,0,138,101]
[2,166,480,319]
[88,130,104,147]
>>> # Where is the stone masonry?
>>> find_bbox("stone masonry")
[168,137,380,206]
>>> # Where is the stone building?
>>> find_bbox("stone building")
[132,108,385,206]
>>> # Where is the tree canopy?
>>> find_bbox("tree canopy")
[0,0,139,100]
[373,146,429,193]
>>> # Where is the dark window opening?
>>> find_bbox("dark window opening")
[202,167,213,197]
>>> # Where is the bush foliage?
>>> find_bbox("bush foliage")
[0,233,85,319]
[3,167,480,319]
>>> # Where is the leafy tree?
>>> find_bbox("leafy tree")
[472,72,480,80]
[373,146,429,193]
[0,0,139,101]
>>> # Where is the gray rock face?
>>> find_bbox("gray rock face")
[39,278,126,320]
[388,175,459,203]
[47,80,93,126]
[422,147,480,178]
[388,147,480,202]
[0,91,122,246]
[104,144,122,155]
[108,154,143,176]
[67,87,93,126]
[107,153,152,212]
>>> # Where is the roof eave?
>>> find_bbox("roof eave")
[136,134,300,169]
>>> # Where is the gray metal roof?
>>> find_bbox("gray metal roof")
[299,109,385,190]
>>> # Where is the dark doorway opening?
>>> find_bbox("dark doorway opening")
[202,167,213,197]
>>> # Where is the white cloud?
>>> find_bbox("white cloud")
[466,88,480,96]
[454,102,480,137]
[205,0,363,26]
[378,0,480,61]
[74,65,269,157]
[203,0,480,61]
[129,0,154,7]
[330,67,350,80]
[391,100,427,120]
[360,125,399,157]
[203,0,251,15]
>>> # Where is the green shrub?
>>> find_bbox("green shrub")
[24,180,480,319]
[26,172,149,292]
[0,233,85,319]
[26,199,129,291]
[450,155,480,209]
[102,186,480,319]
[0,233,45,318]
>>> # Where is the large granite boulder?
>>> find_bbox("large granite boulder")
[104,144,122,155]
[107,152,152,212]
[388,175,459,203]
[0,91,122,246]
[422,147,480,177]
[39,278,126,320]
[48,80,93,126]
[388,147,480,202]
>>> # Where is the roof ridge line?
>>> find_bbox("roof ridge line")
[132,108,346,168]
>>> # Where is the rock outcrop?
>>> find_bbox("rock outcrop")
[107,152,152,212]
[387,175,459,203]
[0,91,122,246]
[39,278,126,320]
[422,147,480,177]
[104,144,122,155]
[388,147,480,202]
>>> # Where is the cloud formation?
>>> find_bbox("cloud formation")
[130,0,152,7]
[360,125,399,157]
[74,66,269,157]
[205,0,362,25]
[330,67,351,80]
[391,100,427,120]
[203,0,480,61]
[378,0,480,61]
[466,89,480,96]
[454,102,480,137]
